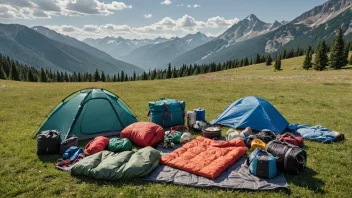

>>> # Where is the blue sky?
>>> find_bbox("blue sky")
[0,0,327,40]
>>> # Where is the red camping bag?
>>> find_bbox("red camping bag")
[120,122,165,147]
[277,133,304,148]
[84,136,109,156]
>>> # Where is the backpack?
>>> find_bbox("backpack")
[277,133,304,147]
[36,130,61,155]
[266,140,307,174]
[148,98,185,128]
[246,129,276,147]
[60,136,78,154]
[84,136,109,156]
[247,148,277,179]
[108,138,133,152]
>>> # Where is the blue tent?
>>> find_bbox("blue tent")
[211,96,288,134]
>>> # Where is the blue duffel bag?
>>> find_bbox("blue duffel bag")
[247,148,277,179]
[148,98,185,128]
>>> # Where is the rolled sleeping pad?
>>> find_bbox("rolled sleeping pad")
[194,108,206,122]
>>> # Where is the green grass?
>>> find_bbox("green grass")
[1,56,352,197]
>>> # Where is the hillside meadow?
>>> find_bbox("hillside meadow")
[1,55,352,197]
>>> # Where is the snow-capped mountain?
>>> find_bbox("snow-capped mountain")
[120,32,214,70]
[170,0,352,67]
[83,36,169,58]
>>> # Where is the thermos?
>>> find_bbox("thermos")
[194,108,206,122]
[187,111,196,128]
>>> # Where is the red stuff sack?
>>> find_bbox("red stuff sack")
[84,136,109,156]
[120,122,165,147]
[277,133,304,147]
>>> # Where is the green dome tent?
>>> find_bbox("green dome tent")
[35,88,138,141]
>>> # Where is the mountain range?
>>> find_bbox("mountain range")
[1,0,351,73]
[169,0,352,67]
[83,32,213,70]
[119,32,214,69]
[83,36,169,58]
[0,24,143,75]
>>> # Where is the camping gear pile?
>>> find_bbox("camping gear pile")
[34,91,345,191]
[187,108,207,130]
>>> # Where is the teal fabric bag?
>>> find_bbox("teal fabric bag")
[148,98,185,128]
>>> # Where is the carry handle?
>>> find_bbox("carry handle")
[170,125,189,133]
[248,149,264,165]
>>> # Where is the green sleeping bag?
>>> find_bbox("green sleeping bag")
[108,138,132,152]
[71,146,161,180]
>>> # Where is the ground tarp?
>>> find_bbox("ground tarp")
[142,145,289,191]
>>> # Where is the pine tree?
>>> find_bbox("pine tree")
[329,28,345,69]
[88,73,93,82]
[244,57,249,66]
[94,69,100,82]
[64,72,69,82]
[266,55,272,66]
[101,71,106,82]
[120,71,124,82]
[113,74,117,82]
[302,47,312,70]
[72,71,77,82]
[166,64,172,79]
[343,42,350,66]
[274,55,282,71]
[39,68,47,82]
[282,49,287,59]
[124,74,128,81]
[26,68,35,82]
[133,71,136,81]
[9,63,20,81]
[255,53,261,64]
[314,40,329,71]
[56,71,61,82]
[0,64,6,79]
[77,73,82,82]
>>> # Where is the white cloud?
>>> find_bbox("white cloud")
[187,4,201,8]
[161,0,172,5]
[32,8,50,18]
[0,0,132,19]
[105,1,132,10]
[176,4,184,7]
[83,25,99,32]
[0,5,25,19]
[144,14,152,18]
[205,16,239,28]
[47,15,239,40]
[32,0,60,12]
[60,25,80,32]
[65,0,132,16]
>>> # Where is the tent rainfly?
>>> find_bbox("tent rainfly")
[35,88,138,141]
[211,96,288,134]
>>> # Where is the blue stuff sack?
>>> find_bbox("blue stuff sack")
[148,98,185,128]
[248,148,277,179]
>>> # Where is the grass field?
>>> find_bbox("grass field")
[1,56,352,197]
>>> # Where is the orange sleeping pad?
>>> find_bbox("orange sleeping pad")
[161,136,247,179]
